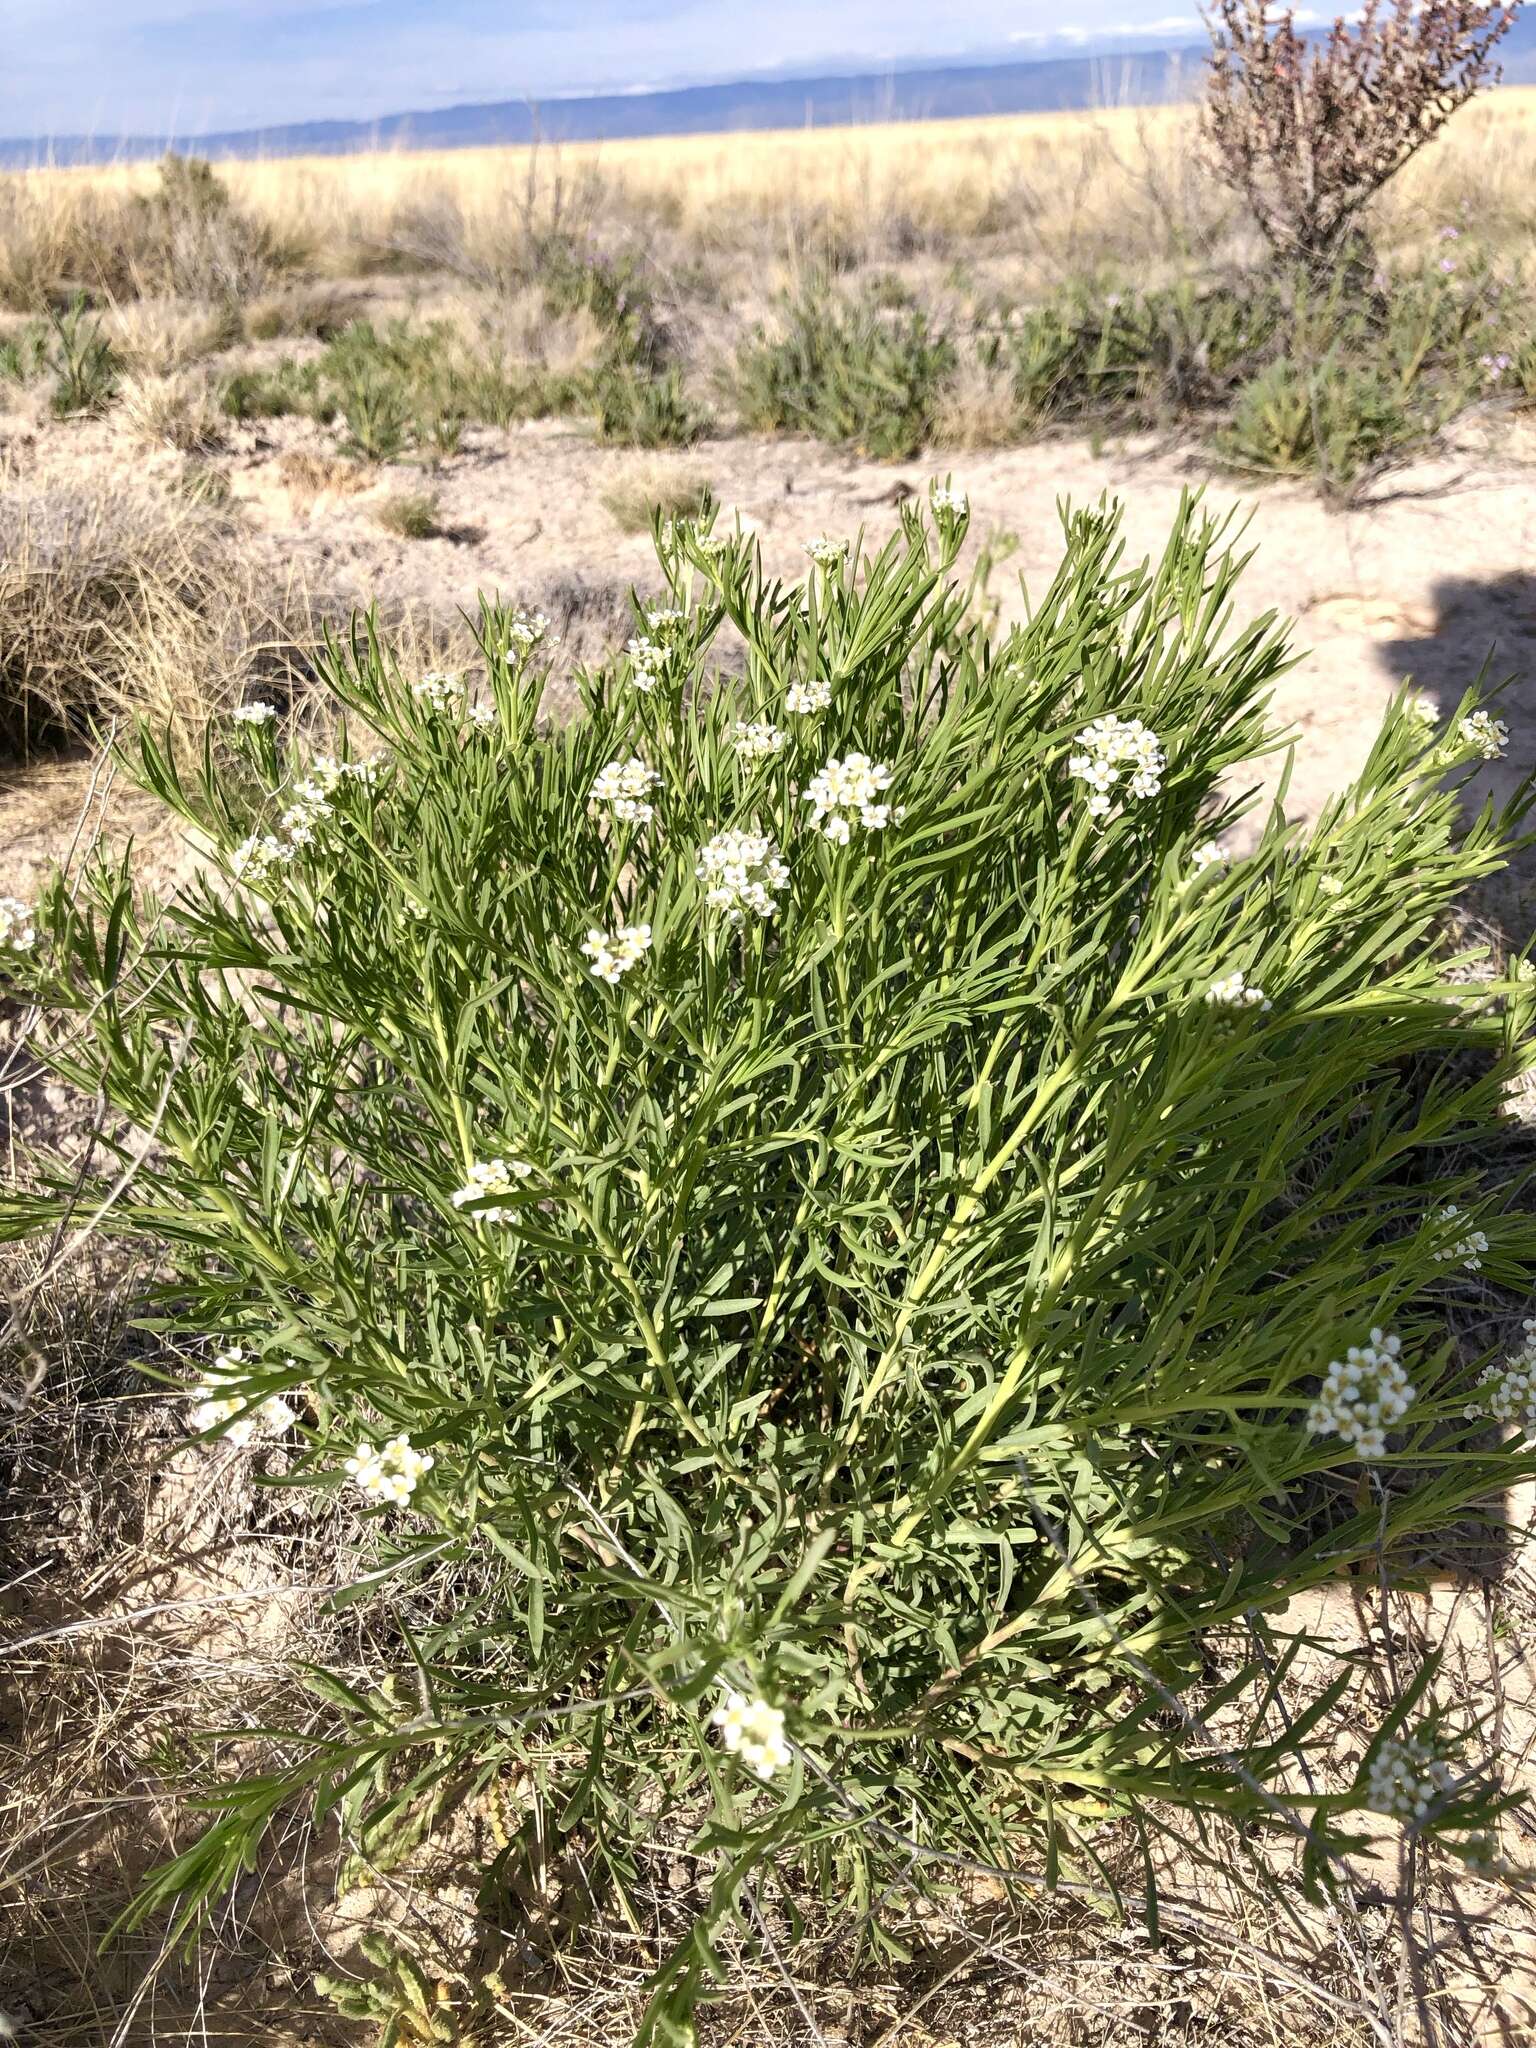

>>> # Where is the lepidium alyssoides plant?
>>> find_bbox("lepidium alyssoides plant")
[4,488,1536,2039]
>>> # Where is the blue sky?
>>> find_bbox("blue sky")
[0,1,1247,139]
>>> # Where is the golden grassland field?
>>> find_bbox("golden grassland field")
[16,89,1536,280]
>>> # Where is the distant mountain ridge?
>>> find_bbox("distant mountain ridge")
[6,19,1536,171]
[0,45,1211,169]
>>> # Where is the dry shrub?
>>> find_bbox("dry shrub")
[101,296,236,372]
[933,351,1022,450]
[277,446,371,509]
[0,484,310,752]
[116,367,225,452]
[374,488,441,539]
[599,453,712,532]
[245,279,363,341]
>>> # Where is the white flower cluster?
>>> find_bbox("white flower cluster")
[582,922,652,984]
[1432,1202,1488,1271]
[1068,716,1165,820]
[802,753,896,843]
[710,1691,792,1780]
[1306,1328,1415,1460]
[1460,711,1509,760]
[1190,841,1226,878]
[468,702,498,731]
[696,829,790,919]
[930,484,968,516]
[507,607,552,651]
[1206,969,1271,1011]
[190,1346,298,1447]
[802,536,847,571]
[230,751,379,888]
[413,670,464,712]
[786,677,833,716]
[626,635,665,693]
[450,1156,533,1222]
[733,720,787,762]
[1407,692,1440,726]
[1465,1319,1536,1431]
[644,606,685,632]
[309,752,379,792]
[1365,1735,1458,1825]
[346,1432,434,1506]
[590,755,662,824]
[232,701,277,726]
[0,897,37,954]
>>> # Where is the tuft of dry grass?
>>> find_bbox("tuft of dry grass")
[600,454,713,533]
[116,367,225,452]
[277,445,372,509]
[933,352,1023,451]
[101,296,237,373]
[375,488,441,539]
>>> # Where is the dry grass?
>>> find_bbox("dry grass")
[374,488,441,539]
[9,88,1536,307]
[116,367,225,452]
[600,453,713,533]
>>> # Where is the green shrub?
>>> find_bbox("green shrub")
[1216,351,1436,491]
[980,278,1283,433]
[0,316,51,386]
[5,497,1533,2040]
[47,295,118,416]
[220,357,323,420]
[595,362,707,448]
[731,284,955,458]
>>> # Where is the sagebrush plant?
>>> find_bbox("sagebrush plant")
[4,493,1536,2041]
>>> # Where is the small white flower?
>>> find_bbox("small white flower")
[1431,1202,1489,1272]
[695,829,790,920]
[507,607,552,650]
[229,833,293,887]
[345,1432,434,1507]
[1306,1328,1415,1460]
[468,702,498,730]
[0,897,37,954]
[1206,969,1271,1012]
[1406,692,1440,726]
[1465,1319,1536,1431]
[1365,1734,1458,1825]
[1068,715,1165,820]
[590,755,662,824]
[413,670,464,712]
[450,1156,533,1222]
[582,922,652,984]
[644,606,685,632]
[232,701,277,726]
[1190,841,1226,878]
[930,484,968,516]
[189,1346,298,1448]
[733,720,787,762]
[802,753,895,841]
[802,536,847,572]
[786,677,833,716]
[1459,711,1508,761]
[710,1690,793,1780]
[308,753,381,790]
[1318,874,1346,898]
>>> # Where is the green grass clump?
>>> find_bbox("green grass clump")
[46,296,119,416]
[732,282,956,457]
[5,495,1533,2041]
